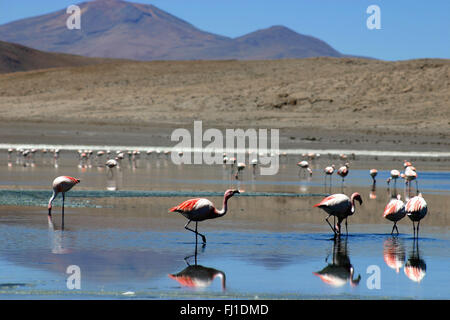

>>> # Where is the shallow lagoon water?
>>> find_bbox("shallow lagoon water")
[0,151,449,299]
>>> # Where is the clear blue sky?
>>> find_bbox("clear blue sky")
[0,0,449,60]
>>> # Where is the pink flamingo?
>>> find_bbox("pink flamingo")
[383,195,406,235]
[324,165,335,187]
[313,192,363,237]
[48,176,81,229]
[169,189,240,244]
[403,160,412,168]
[388,169,401,189]
[405,194,427,238]
[337,163,350,186]
[369,169,378,184]
[404,166,419,193]
[297,160,312,177]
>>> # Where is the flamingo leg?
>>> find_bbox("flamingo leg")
[391,222,399,235]
[61,192,65,230]
[325,215,337,235]
[416,220,420,239]
[336,219,342,238]
[184,220,207,244]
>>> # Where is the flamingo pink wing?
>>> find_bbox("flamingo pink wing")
[169,198,201,213]
[314,195,336,208]
[406,197,425,213]
[383,201,398,218]
[63,176,79,184]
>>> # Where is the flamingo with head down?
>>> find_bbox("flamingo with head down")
[313,192,363,237]
[383,194,406,235]
[405,193,427,238]
[48,176,81,230]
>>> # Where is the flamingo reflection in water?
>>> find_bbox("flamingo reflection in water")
[313,238,361,287]
[47,214,71,255]
[383,237,405,273]
[404,238,426,283]
[168,244,226,291]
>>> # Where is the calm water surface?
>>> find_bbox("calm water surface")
[0,151,448,299]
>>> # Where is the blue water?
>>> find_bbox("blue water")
[0,152,448,299]
[0,225,448,299]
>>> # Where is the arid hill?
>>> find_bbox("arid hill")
[0,57,448,151]
[0,40,120,74]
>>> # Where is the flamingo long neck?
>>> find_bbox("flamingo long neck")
[215,195,230,216]
[48,190,57,210]
[350,196,357,214]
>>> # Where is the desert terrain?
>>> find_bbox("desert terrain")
[0,57,449,151]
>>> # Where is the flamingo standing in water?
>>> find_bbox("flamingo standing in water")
[405,194,428,238]
[369,169,378,184]
[387,169,401,190]
[383,195,406,235]
[402,166,418,196]
[106,158,118,169]
[297,160,312,177]
[48,176,81,230]
[337,163,349,187]
[324,165,335,187]
[313,192,363,237]
[169,189,240,244]
[235,162,246,179]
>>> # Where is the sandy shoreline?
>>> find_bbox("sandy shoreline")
[0,120,449,154]
[0,58,449,152]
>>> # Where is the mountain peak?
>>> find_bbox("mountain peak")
[0,0,344,60]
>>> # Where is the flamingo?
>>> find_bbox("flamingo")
[313,192,363,237]
[169,189,240,244]
[337,163,350,187]
[403,160,412,168]
[405,194,427,238]
[389,169,401,190]
[251,158,258,174]
[324,165,335,187]
[106,159,118,169]
[297,160,312,177]
[235,162,246,179]
[48,176,81,229]
[402,166,419,196]
[383,195,406,235]
[369,169,378,184]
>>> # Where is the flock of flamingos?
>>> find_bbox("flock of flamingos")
[5,147,428,243]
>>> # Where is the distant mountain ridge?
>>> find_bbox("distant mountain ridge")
[0,0,348,60]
